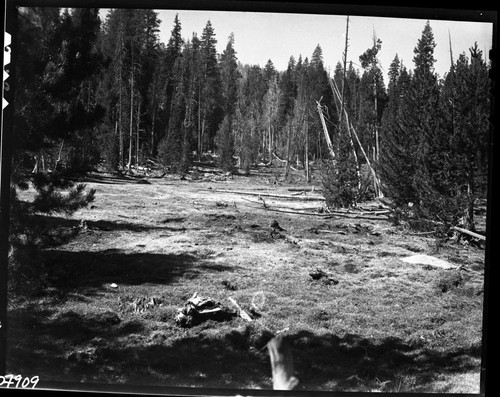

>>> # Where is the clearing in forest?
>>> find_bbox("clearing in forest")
[7,167,486,393]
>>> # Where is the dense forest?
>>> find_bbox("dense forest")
[11,7,490,230]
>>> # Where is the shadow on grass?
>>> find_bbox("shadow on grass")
[7,304,146,381]
[7,309,482,392]
[288,330,481,391]
[29,214,192,236]
[40,248,234,292]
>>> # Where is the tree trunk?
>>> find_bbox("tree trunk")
[54,140,64,171]
[136,99,141,167]
[198,87,202,161]
[305,121,310,183]
[373,79,379,162]
[128,55,134,173]
[118,26,124,169]
[464,166,476,231]
[267,335,299,390]
[269,124,273,164]
[316,101,335,159]
[339,16,349,128]
[284,122,291,179]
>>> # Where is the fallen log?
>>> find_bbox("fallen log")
[287,186,322,192]
[451,226,486,241]
[240,198,333,217]
[214,189,325,201]
[240,197,390,220]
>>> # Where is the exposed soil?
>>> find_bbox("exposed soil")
[7,166,487,393]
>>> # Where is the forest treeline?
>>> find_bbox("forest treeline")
[11,7,490,230]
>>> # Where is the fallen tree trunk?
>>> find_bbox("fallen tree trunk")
[240,197,389,220]
[451,226,486,241]
[214,189,325,201]
[240,198,332,217]
[287,187,321,192]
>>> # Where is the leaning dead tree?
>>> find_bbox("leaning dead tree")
[329,77,384,198]
[316,100,336,159]
[338,15,361,190]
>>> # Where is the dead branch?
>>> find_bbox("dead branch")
[228,297,252,322]
[272,151,287,163]
[315,229,348,235]
[451,226,486,241]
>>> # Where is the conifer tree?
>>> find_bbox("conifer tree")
[439,44,490,229]
[216,33,240,173]
[10,7,101,291]
[198,20,221,156]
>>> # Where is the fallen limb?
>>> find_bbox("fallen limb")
[228,297,253,322]
[451,226,486,241]
[288,186,321,192]
[214,189,325,201]
[272,151,287,163]
[315,229,348,235]
[240,197,388,220]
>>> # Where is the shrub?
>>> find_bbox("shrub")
[321,158,359,209]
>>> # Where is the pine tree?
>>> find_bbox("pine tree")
[15,8,105,175]
[262,72,280,163]
[407,21,443,222]
[216,33,240,173]
[198,20,220,156]
[379,63,415,206]
[439,44,490,229]
[10,7,100,292]
[236,64,266,172]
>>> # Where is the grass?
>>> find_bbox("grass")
[7,170,486,393]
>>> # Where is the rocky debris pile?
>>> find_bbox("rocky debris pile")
[175,292,236,327]
[309,268,339,285]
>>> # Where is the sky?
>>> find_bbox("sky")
[101,8,494,84]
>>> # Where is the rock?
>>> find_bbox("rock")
[222,280,237,290]
[400,254,457,270]
[270,220,285,231]
[309,268,339,285]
